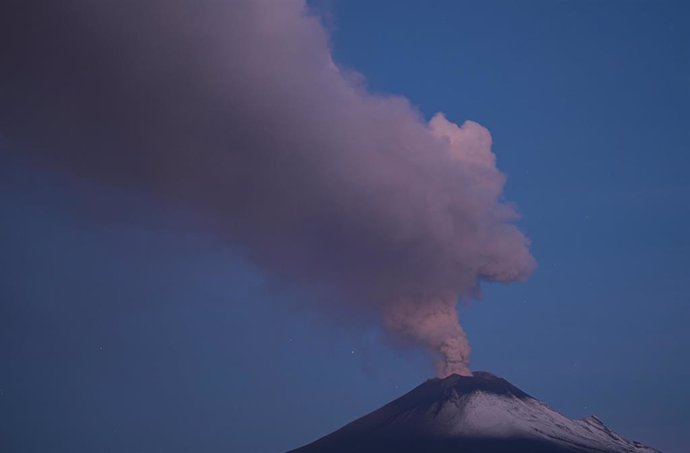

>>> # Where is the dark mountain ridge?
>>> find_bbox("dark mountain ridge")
[289,371,659,453]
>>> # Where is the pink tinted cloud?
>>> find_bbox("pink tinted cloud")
[0,0,535,375]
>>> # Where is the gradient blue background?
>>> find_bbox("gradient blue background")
[2,1,688,452]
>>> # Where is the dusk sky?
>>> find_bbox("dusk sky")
[2,1,689,453]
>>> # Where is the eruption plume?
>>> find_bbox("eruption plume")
[0,0,535,375]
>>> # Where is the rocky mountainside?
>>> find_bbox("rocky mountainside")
[289,371,660,453]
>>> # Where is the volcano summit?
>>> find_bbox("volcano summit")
[290,372,659,453]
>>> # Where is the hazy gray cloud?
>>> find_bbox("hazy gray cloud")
[0,0,535,376]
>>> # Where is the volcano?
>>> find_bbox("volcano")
[289,372,659,453]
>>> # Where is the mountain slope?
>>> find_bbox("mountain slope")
[289,372,659,453]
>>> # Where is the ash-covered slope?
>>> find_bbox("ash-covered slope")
[289,372,659,453]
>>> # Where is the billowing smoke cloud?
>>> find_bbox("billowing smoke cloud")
[0,0,535,376]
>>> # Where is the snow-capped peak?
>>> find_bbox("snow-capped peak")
[290,371,660,453]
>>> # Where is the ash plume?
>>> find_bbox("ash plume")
[0,0,535,375]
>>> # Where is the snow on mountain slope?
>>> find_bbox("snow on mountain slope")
[426,381,656,452]
[290,371,660,453]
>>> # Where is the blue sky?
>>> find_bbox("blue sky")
[2,1,689,452]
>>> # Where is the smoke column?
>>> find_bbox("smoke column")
[0,0,535,376]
